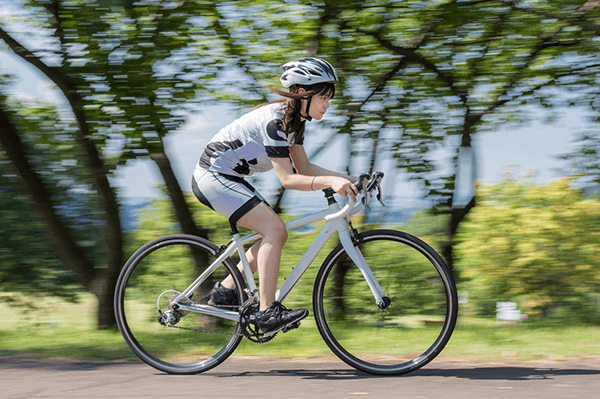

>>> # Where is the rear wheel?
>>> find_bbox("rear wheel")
[114,234,245,374]
[313,229,458,375]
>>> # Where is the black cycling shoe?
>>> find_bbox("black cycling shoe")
[254,302,308,337]
[207,282,243,307]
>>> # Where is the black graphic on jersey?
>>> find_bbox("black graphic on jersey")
[266,119,285,142]
[199,140,243,169]
[265,146,290,158]
[232,158,258,175]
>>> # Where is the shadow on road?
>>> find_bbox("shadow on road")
[3,356,599,383]
[212,365,600,381]
[413,366,600,381]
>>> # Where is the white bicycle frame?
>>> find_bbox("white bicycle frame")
[173,191,386,322]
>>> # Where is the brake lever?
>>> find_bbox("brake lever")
[355,173,370,192]
[368,172,385,207]
[355,173,371,211]
[355,172,385,211]
[363,195,371,211]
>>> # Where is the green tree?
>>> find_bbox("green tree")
[3,0,600,326]
[0,95,106,303]
[336,0,600,273]
[455,174,600,323]
[0,1,235,327]
[198,1,600,275]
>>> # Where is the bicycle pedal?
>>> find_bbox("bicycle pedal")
[282,321,300,333]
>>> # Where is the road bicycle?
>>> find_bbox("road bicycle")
[114,172,458,375]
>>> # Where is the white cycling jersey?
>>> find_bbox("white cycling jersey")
[196,103,304,178]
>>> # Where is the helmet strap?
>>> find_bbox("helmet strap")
[303,96,313,121]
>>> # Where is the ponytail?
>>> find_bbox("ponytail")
[252,82,335,144]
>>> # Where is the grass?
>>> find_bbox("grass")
[1,294,599,364]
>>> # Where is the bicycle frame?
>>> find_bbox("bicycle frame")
[173,194,387,322]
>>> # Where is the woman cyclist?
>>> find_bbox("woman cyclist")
[192,57,358,336]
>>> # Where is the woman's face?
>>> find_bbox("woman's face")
[307,94,331,120]
[298,88,332,120]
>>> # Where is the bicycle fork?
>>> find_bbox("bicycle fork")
[336,222,390,309]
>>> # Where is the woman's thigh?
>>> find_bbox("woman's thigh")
[236,202,287,242]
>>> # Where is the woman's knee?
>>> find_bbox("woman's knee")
[237,203,288,244]
[265,218,288,245]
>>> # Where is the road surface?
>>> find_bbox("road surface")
[2,356,599,398]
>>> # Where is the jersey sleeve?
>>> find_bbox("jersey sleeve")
[263,119,291,158]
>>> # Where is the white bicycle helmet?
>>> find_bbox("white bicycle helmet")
[280,57,338,88]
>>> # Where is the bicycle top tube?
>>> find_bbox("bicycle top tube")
[234,171,384,245]
[234,194,366,246]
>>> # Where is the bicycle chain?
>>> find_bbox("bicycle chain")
[164,293,279,343]
[164,303,276,344]
[166,325,242,336]
[164,304,244,336]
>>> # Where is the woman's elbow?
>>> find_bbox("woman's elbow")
[280,180,295,190]
[293,165,308,176]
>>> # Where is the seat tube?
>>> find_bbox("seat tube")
[232,233,257,292]
[336,226,386,305]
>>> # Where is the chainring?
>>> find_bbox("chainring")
[239,304,277,344]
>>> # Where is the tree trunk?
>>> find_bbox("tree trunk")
[149,152,208,240]
[0,102,96,288]
[149,151,214,295]
[91,271,118,329]
[331,256,352,318]
[441,128,477,277]
[441,195,476,276]
[66,82,123,329]
[1,27,124,328]
[271,186,286,215]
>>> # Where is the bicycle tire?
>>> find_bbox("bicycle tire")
[114,234,245,374]
[313,229,458,375]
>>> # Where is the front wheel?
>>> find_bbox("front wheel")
[313,229,458,375]
[114,234,246,374]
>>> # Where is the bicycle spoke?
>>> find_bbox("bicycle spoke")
[115,235,245,374]
[314,230,458,375]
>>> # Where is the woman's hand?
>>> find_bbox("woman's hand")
[331,177,358,202]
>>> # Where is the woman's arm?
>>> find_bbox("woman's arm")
[289,144,358,183]
[270,147,357,200]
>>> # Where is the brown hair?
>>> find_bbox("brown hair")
[252,82,335,144]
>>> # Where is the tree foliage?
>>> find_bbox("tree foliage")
[1,0,600,326]
[455,173,600,324]
[205,0,600,271]
[0,0,229,327]
[0,96,104,301]
[0,173,79,300]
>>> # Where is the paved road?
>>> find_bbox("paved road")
[2,356,600,399]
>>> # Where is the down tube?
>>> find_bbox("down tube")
[275,221,339,304]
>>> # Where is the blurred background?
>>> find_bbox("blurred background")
[0,0,598,360]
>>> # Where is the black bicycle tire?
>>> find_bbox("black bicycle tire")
[313,229,458,376]
[114,234,245,374]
